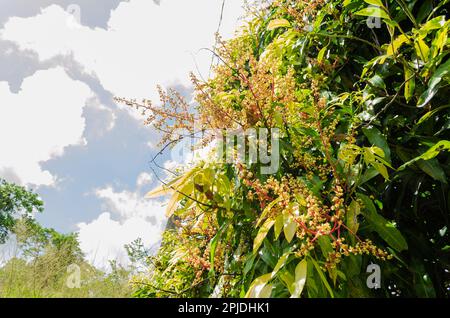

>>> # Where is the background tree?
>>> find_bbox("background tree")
[0,179,43,244]
[0,180,132,298]
[0,217,132,298]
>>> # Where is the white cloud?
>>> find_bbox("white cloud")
[0,67,92,186]
[1,0,245,102]
[77,177,167,269]
[95,185,164,221]
[136,172,153,187]
[0,0,246,268]
[77,212,165,269]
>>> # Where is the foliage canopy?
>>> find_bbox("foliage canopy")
[0,179,43,244]
[121,0,450,298]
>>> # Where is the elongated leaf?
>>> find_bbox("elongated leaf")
[257,197,281,227]
[274,214,284,240]
[355,7,390,20]
[267,19,291,31]
[146,180,179,198]
[347,200,361,235]
[309,257,334,298]
[283,211,297,243]
[413,261,436,297]
[146,168,198,198]
[290,259,307,298]
[404,65,415,103]
[279,270,295,294]
[253,218,275,253]
[421,16,446,32]
[357,194,408,252]
[371,161,389,180]
[417,58,450,107]
[398,140,450,170]
[209,221,229,274]
[414,38,430,62]
[245,273,272,298]
[247,251,293,298]
[369,74,386,90]
[363,0,384,7]
[362,127,391,163]
[259,284,273,298]
[317,46,327,62]
[317,235,333,258]
[363,147,390,180]
[165,181,194,217]
[165,191,181,218]
[386,34,409,56]
[416,158,447,183]
[272,252,292,274]
[358,166,380,185]
[430,26,448,58]
[417,105,450,125]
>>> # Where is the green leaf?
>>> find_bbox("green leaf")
[279,270,295,294]
[416,105,450,125]
[338,144,361,165]
[363,0,384,7]
[368,74,386,90]
[416,158,447,183]
[413,261,436,297]
[414,38,430,62]
[317,235,333,258]
[243,254,257,275]
[274,214,284,240]
[253,218,275,253]
[272,251,292,274]
[257,197,281,227]
[386,34,409,56]
[259,284,273,298]
[430,25,448,58]
[246,251,293,298]
[357,194,408,252]
[317,46,327,62]
[363,146,391,180]
[309,257,334,298]
[355,7,390,20]
[245,273,273,298]
[417,1,433,23]
[417,58,450,107]
[290,259,307,298]
[267,19,291,31]
[165,181,194,217]
[209,221,229,274]
[283,211,297,243]
[404,65,416,103]
[421,16,446,32]
[146,167,198,198]
[358,166,380,185]
[398,140,450,171]
[347,200,361,235]
[371,161,389,180]
[362,127,391,163]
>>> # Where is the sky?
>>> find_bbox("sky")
[0,0,245,268]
